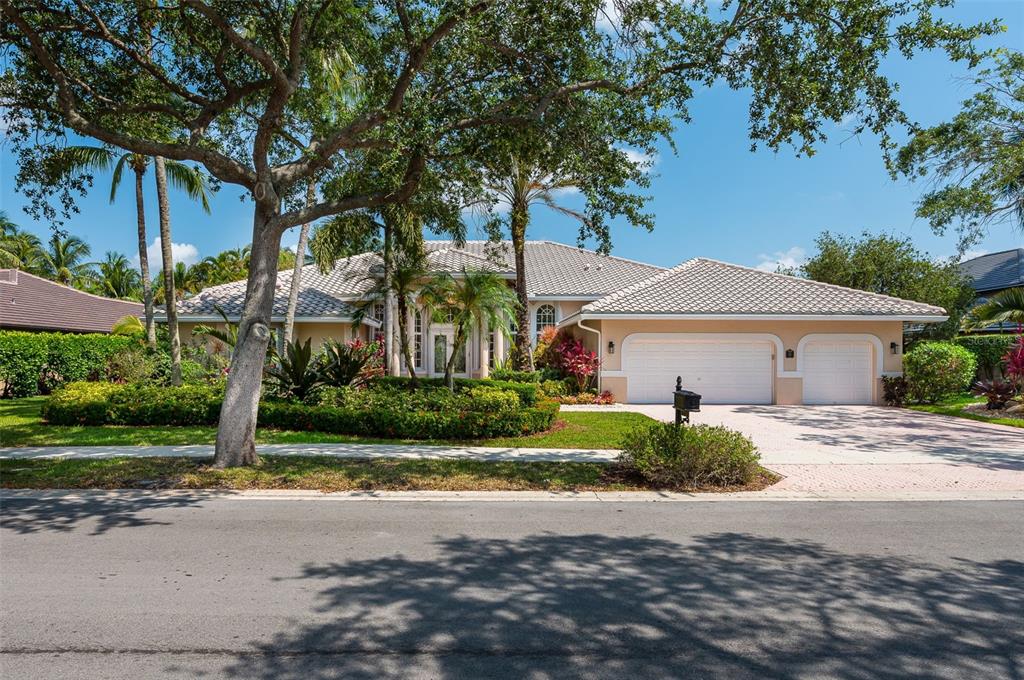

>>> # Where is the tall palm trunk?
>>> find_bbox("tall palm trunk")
[396,292,417,385]
[133,161,157,348]
[443,321,467,391]
[382,220,397,375]
[283,181,314,345]
[510,205,533,370]
[153,156,182,385]
[214,201,282,467]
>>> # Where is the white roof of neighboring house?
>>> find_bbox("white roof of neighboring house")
[573,258,948,319]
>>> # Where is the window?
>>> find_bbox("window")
[414,311,423,368]
[371,301,385,326]
[535,304,556,337]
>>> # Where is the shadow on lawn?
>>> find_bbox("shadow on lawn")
[0,492,205,535]
[217,532,1024,680]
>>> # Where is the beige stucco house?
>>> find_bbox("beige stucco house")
[176,240,947,405]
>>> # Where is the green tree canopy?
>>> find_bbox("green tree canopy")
[895,50,1024,251]
[796,231,976,340]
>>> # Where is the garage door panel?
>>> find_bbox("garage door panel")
[624,337,773,404]
[802,341,873,405]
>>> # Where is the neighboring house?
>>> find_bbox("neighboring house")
[175,240,947,406]
[959,248,1024,333]
[0,269,143,334]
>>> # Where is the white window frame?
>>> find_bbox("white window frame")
[533,303,557,342]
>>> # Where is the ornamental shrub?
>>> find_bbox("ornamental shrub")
[954,335,1017,379]
[371,375,538,405]
[0,331,132,397]
[903,341,977,404]
[618,422,760,488]
[490,368,541,383]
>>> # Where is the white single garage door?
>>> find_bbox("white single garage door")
[624,337,773,404]
[802,340,873,405]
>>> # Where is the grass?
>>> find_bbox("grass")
[0,456,780,492]
[908,394,1024,429]
[0,397,654,449]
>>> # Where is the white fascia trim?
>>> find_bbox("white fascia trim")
[578,313,949,322]
[531,295,603,301]
[175,315,377,326]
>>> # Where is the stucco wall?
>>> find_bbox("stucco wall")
[586,318,905,405]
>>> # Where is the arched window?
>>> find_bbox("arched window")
[535,304,556,338]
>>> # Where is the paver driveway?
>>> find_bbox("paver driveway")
[614,404,1024,494]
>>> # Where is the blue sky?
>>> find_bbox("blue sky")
[1,0,1022,272]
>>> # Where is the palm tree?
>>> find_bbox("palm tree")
[94,251,142,299]
[421,268,518,389]
[0,216,46,273]
[283,181,316,346]
[40,233,95,286]
[53,146,211,347]
[963,287,1024,332]
[482,157,587,369]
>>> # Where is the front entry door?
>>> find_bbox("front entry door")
[432,330,467,376]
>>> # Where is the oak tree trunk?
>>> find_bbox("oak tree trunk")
[510,207,533,370]
[213,203,282,467]
[283,181,315,346]
[153,157,181,385]
[133,163,156,348]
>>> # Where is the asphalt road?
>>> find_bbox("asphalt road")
[2,494,1022,679]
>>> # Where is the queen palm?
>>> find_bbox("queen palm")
[963,287,1024,332]
[53,147,211,348]
[482,157,587,370]
[421,268,518,389]
[40,233,94,287]
[0,216,45,274]
[94,251,142,300]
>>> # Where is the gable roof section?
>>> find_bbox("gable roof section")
[0,269,144,333]
[959,248,1024,293]
[579,258,948,319]
[176,252,375,319]
[423,240,665,297]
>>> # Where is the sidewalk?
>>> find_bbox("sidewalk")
[0,442,620,463]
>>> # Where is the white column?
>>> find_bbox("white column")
[479,319,490,379]
[493,315,505,369]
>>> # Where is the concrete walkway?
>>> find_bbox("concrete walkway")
[0,442,618,463]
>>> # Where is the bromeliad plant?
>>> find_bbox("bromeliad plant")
[321,338,383,388]
[557,336,601,394]
[265,338,324,402]
[1003,337,1024,392]
[971,379,1017,410]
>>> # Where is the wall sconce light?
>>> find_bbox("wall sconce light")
[785,349,795,359]
[607,340,615,354]
[890,342,900,355]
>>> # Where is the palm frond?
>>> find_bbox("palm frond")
[163,161,212,213]
[109,153,132,203]
[962,287,1024,329]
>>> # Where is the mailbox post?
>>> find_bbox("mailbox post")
[673,376,702,426]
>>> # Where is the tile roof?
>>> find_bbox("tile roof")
[580,258,948,317]
[423,240,665,296]
[959,248,1024,293]
[0,269,144,333]
[177,240,664,319]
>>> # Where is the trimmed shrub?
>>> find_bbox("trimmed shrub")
[42,381,559,439]
[881,375,909,407]
[0,331,133,397]
[955,335,1017,379]
[904,341,977,404]
[618,422,760,488]
[490,368,541,383]
[371,375,538,405]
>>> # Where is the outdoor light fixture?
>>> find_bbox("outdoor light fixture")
[608,340,615,354]
[890,342,900,355]
[785,349,795,359]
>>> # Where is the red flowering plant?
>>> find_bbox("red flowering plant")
[557,336,602,393]
[1003,337,1024,395]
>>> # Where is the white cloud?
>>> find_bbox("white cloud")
[754,246,806,273]
[135,237,200,268]
[595,0,621,32]
[619,146,659,170]
[960,248,989,262]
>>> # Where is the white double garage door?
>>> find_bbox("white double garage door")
[623,335,874,405]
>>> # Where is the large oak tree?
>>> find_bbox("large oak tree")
[0,0,997,466]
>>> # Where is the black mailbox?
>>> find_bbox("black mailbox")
[673,376,701,426]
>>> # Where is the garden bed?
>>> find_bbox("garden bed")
[908,395,1024,429]
[0,456,780,492]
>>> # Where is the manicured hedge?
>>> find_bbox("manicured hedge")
[904,341,977,404]
[0,331,133,397]
[489,368,541,383]
[954,335,1017,378]
[371,375,539,405]
[41,382,559,439]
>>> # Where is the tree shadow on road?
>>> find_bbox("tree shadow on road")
[219,532,1024,679]
[0,492,205,535]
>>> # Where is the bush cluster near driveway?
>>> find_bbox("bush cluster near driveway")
[618,421,761,488]
[903,341,977,404]
[954,335,1018,380]
[41,380,559,440]
[0,331,133,397]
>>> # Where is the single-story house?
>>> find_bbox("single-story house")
[175,240,947,405]
[0,268,143,334]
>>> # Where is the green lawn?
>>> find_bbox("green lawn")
[0,455,779,492]
[0,397,654,449]
[908,394,1024,429]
